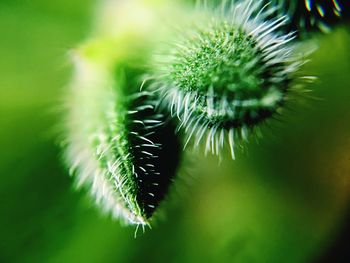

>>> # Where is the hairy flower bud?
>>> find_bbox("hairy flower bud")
[151,0,308,158]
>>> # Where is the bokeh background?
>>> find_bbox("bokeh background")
[1,0,350,262]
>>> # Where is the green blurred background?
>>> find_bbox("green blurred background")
[1,1,350,262]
